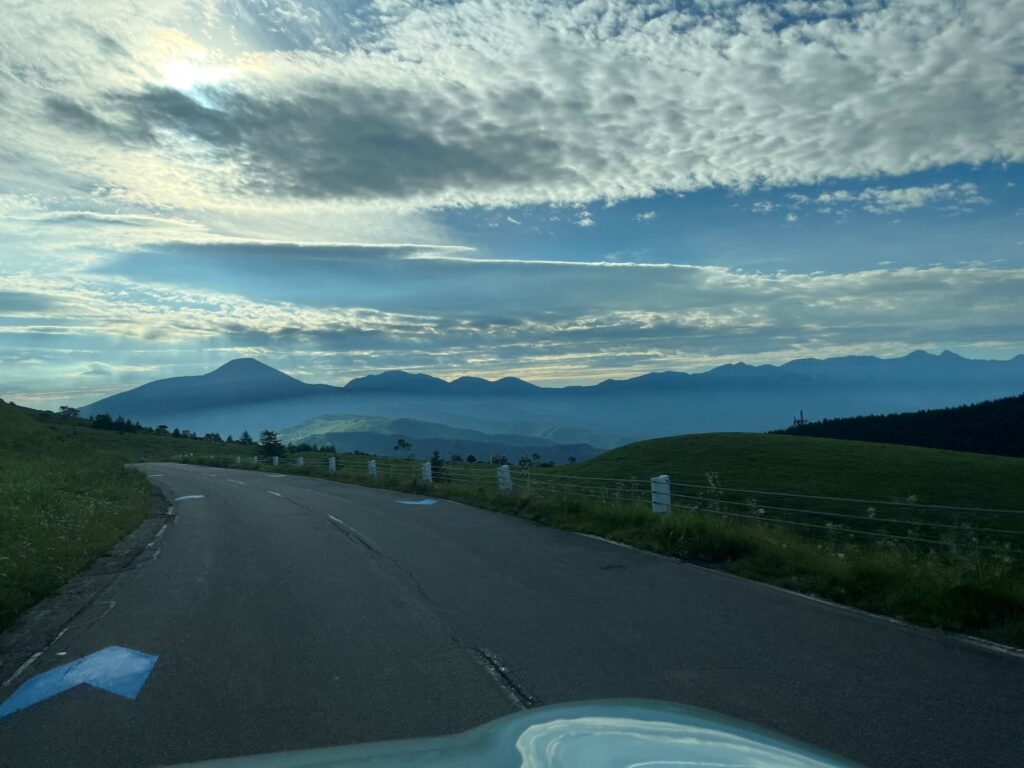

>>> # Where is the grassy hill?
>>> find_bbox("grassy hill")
[778,393,1024,458]
[547,432,1024,511]
[0,400,252,630]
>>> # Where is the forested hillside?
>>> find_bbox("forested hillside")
[778,393,1024,457]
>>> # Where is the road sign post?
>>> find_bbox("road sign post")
[368,460,377,478]
[328,457,336,472]
[422,461,432,482]
[272,456,279,467]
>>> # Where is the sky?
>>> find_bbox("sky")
[1,0,1022,409]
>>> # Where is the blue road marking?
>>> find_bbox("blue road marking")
[397,499,438,506]
[0,646,158,719]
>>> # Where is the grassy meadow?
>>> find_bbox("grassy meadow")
[0,400,253,630]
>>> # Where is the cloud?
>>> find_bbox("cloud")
[4,2,1021,212]
[815,183,990,214]
[635,211,657,222]
[786,212,799,222]
[6,253,1023,404]
[576,211,595,228]
[0,291,58,313]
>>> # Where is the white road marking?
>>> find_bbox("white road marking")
[227,479,246,486]
[174,494,205,502]
[266,491,282,497]
[155,523,168,538]
[2,652,42,688]
[327,514,343,525]
[148,474,164,478]
[268,474,285,478]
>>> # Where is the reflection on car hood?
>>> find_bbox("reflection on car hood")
[172,699,858,767]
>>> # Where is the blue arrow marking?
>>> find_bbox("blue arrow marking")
[0,646,158,719]
[397,499,437,506]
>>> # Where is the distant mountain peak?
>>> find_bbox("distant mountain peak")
[207,358,301,382]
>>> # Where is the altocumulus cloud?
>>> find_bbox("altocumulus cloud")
[5,1,1023,210]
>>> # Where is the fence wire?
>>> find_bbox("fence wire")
[184,453,1024,556]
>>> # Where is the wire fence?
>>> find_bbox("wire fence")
[176,452,1024,558]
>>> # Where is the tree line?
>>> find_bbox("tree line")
[775,392,1024,458]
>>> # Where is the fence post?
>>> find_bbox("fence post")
[497,464,512,491]
[422,461,432,483]
[272,455,279,467]
[328,456,336,472]
[235,456,241,465]
[368,460,377,478]
[296,456,304,467]
[650,474,671,514]
[251,456,258,466]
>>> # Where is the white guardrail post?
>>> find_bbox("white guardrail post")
[328,456,336,472]
[251,456,258,466]
[422,461,432,482]
[235,456,241,465]
[497,464,512,491]
[368,460,377,478]
[272,455,279,466]
[296,456,304,467]
[650,474,671,514]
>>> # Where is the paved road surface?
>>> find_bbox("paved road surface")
[1,463,1022,766]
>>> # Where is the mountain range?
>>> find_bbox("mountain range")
[77,351,1024,453]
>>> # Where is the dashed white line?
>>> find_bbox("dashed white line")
[2,652,42,688]
[227,479,246,486]
[266,491,282,497]
[148,474,164,478]
[174,494,205,502]
[268,474,285,478]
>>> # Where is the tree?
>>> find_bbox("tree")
[531,452,541,462]
[450,453,463,463]
[92,413,114,430]
[58,406,79,418]
[171,428,181,438]
[155,425,169,436]
[567,456,576,464]
[466,454,477,464]
[393,437,413,456]
[258,429,285,457]
[430,450,449,483]
[238,430,253,445]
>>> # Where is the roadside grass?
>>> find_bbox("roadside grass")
[185,443,1024,647]
[544,432,1024,511]
[0,401,253,631]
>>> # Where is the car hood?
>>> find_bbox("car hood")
[169,699,857,767]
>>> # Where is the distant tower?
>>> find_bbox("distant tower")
[792,410,808,427]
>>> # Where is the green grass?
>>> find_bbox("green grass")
[186,435,1024,647]
[543,432,1024,510]
[0,400,254,630]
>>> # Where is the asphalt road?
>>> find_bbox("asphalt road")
[1,462,1022,767]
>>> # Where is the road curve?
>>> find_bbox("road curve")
[0,462,1021,767]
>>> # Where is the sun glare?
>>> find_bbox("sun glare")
[162,58,230,92]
